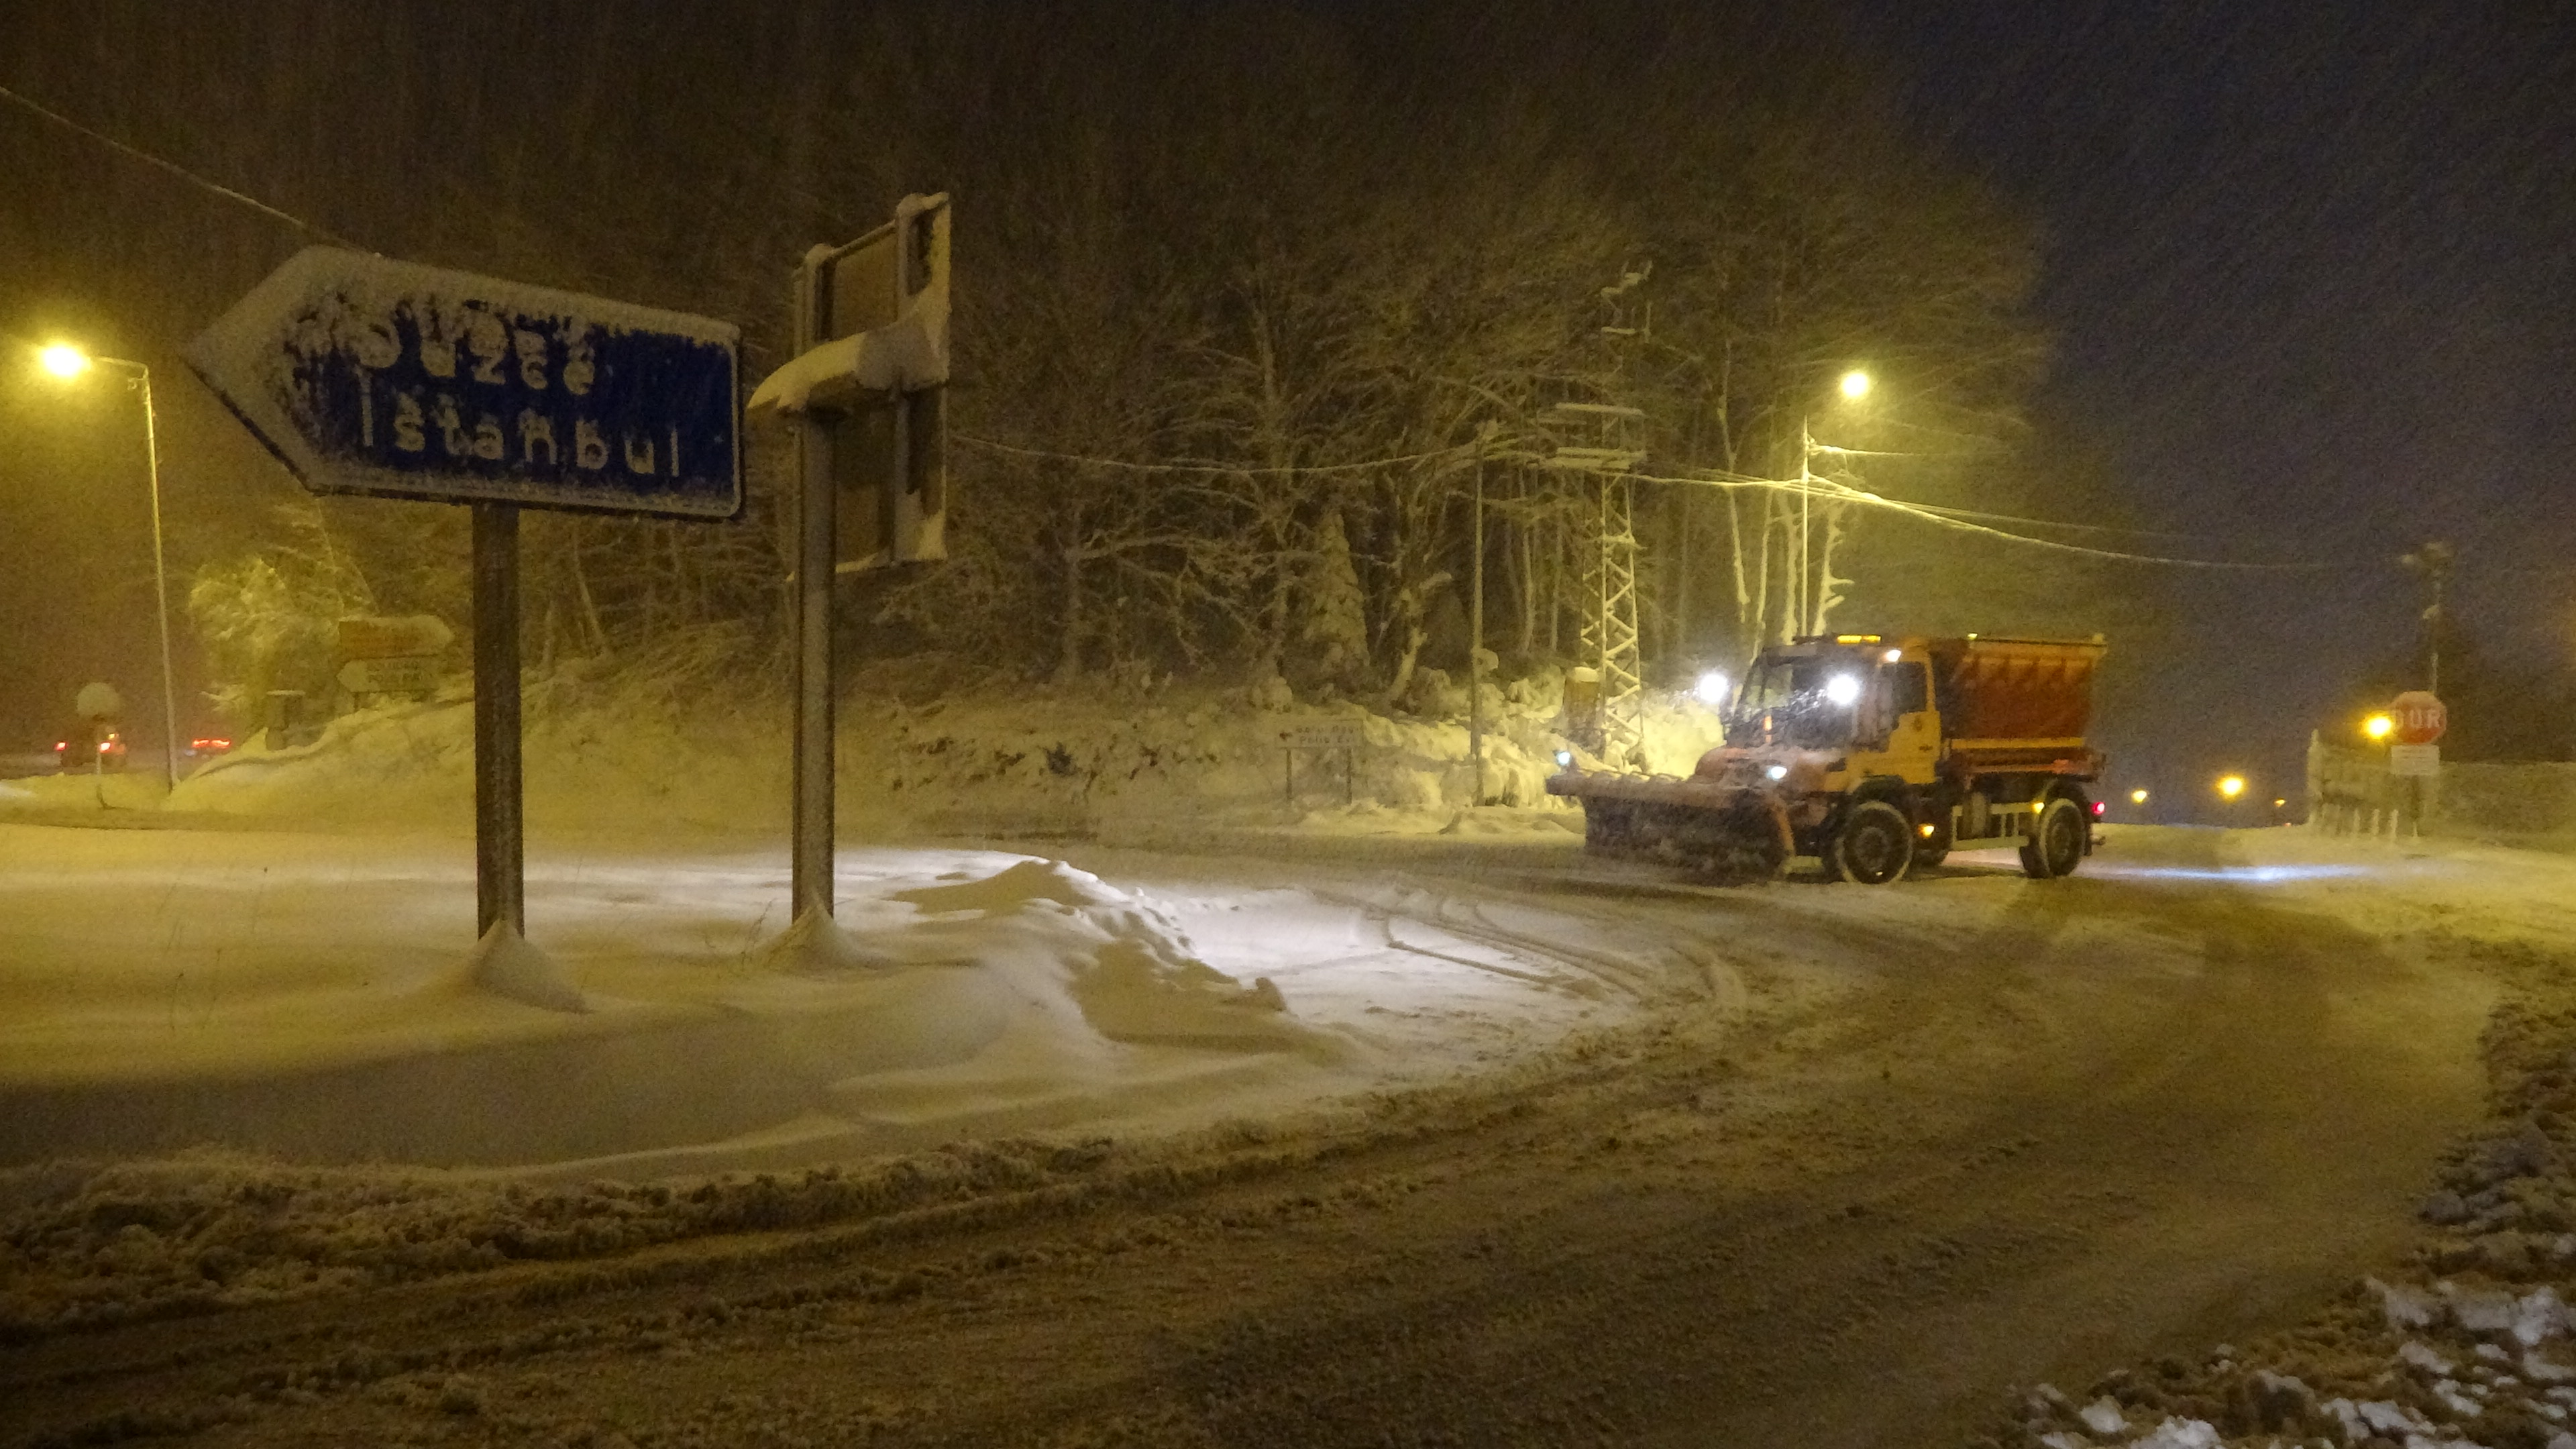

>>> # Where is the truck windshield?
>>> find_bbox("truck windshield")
[1726,657,1863,749]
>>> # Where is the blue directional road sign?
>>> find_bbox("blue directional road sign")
[188,247,741,519]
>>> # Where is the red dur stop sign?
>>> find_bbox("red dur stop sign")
[2390,691,2447,746]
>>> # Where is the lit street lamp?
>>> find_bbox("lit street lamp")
[36,343,180,789]
[2129,788,2149,806]
[2362,712,2394,742]
[2216,775,2247,801]
[1838,369,1873,401]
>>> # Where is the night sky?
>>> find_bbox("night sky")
[4,3,2572,818]
[1851,0,2576,818]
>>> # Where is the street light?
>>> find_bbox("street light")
[1839,369,1872,401]
[2129,788,2149,805]
[36,343,180,790]
[2363,713,2394,742]
[2216,775,2247,801]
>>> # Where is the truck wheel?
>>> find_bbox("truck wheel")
[1832,800,1915,885]
[2019,796,2088,879]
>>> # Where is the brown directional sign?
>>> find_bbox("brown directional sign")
[337,614,453,660]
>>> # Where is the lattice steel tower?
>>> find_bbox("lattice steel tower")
[1546,269,1650,769]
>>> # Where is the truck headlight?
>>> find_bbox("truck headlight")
[1765,764,1788,781]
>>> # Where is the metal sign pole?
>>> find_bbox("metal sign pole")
[472,500,525,937]
[1470,460,1486,806]
[790,252,837,920]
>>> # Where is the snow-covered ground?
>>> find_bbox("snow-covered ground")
[0,682,1727,1177]
[17,692,2576,1448]
[0,820,1663,1176]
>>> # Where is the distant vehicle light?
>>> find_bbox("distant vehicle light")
[1693,670,1729,706]
[1823,674,1862,706]
[1764,764,1788,781]
[1833,633,1881,645]
[2130,788,2149,804]
[2091,800,2105,816]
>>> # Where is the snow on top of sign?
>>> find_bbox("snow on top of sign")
[747,262,948,414]
[191,247,736,414]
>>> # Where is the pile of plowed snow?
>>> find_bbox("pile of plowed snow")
[0,841,1359,1173]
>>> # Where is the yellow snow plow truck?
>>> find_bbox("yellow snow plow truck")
[1546,633,2107,883]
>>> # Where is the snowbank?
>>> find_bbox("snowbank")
[148,673,1727,845]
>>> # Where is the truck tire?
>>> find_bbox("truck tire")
[2019,796,2088,879]
[1832,800,1915,885]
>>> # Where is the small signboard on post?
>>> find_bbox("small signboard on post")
[337,614,455,661]
[192,252,741,968]
[1281,722,1368,807]
[2388,743,2440,777]
[337,657,440,696]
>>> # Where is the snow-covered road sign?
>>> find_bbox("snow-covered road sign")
[2388,743,2440,777]
[337,656,439,695]
[1283,722,1367,751]
[337,614,453,660]
[188,248,741,519]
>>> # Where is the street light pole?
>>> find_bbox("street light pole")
[36,345,182,786]
[130,364,180,790]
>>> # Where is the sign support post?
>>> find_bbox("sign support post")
[750,195,951,937]
[1470,459,1486,806]
[472,502,525,937]
[790,254,837,920]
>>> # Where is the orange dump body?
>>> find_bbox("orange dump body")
[1925,637,2103,743]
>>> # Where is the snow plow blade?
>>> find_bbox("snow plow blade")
[1546,770,1794,878]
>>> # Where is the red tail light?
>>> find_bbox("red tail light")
[2091,800,2106,816]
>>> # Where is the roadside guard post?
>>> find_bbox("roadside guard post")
[746,193,952,928]
[189,249,742,956]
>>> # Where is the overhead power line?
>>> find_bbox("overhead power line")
[957,435,1475,476]
[0,82,352,246]
[964,431,2322,571]
[1625,466,2326,570]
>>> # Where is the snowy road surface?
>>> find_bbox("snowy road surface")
[1,822,2549,1446]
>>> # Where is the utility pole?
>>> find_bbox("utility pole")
[2400,541,2455,694]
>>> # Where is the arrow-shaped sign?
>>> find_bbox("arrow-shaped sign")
[188,247,742,519]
